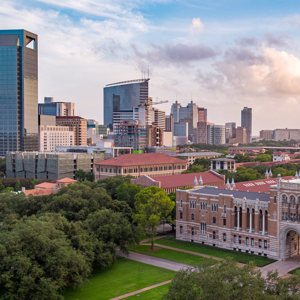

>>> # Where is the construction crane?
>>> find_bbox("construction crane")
[152,100,169,105]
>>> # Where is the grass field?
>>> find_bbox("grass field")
[63,258,175,300]
[127,245,215,266]
[123,283,171,300]
[288,267,300,275]
[153,237,276,267]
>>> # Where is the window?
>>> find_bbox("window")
[264,240,267,249]
[191,227,194,236]
[282,195,287,204]
[191,214,194,221]
[274,196,276,204]
[259,239,262,248]
[223,204,226,214]
[180,212,183,219]
[213,217,216,224]
[239,236,242,244]
[180,199,183,207]
[213,231,216,239]
[291,196,296,206]
[190,201,196,209]
[223,219,226,226]
[246,237,249,245]
[200,202,203,210]
[223,233,226,242]
[211,203,213,211]
[180,226,183,234]
[251,238,254,247]
[234,235,236,243]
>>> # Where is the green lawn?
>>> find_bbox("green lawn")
[127,245,215,266]
[62,258,175,300]
[153,237,276,267]
[123,283,171,300]
[288,267,300,275]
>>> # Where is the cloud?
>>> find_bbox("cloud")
[264,32,292,47]
[235,37,259,47]
[196,46,300,96]
[190,17,204,36]
[132,42,217,68]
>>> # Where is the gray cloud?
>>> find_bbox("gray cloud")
[235,37,259,47]
[132,43,218,67]
[264,32,292,47]
[222,47,265,65]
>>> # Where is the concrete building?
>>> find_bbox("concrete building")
[147,125,164,147]
[241,107,252,143]
[0,30,39,155]
[165,115,174,132]
[207,125,225,145]
[39,125,74,152]
[228,126,247,144]
[196,121,208,144]
[114,120,147,151]
[273,151,291,162]
[131,170,225,193]
[211,158,236,170]
[173,136,188,146]
[152,107,165,130]
[6,151,105,179]
[38,97,75,116]
[176,175,300,260]
[163,131,173,146]
[147,146,177,155]
[56,116,87,146]
[175,152,222,166]
[93,153,187,180]
[174,122,188,137]
[260,130,272,140]
[274,129,300,141]
[225,122,236,142]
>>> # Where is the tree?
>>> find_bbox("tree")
[30,178,39,189]
[255,154,272,162]
[182,165,206,174]
[115,182,142,208]
[0,218,90,300]
[162,258,300,300]
[75,169,87,182]
[0,180,4,193]
[193,158,210,169]
[1,187,14,194]
[134,186,175,249]
[14,180,21,192]
[167,192,176,231]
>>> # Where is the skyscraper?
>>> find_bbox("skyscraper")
[38,97,75,116]
[241,107,252,143]
[0,30,38,155]
[207,124,225,145]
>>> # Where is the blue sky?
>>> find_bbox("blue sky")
[1,0,300,134]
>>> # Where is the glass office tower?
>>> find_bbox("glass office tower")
[103,79,149,130]
[0,30,38,155]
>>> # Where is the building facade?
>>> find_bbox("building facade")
[38,125,74,152]
[225,122,236,142]
[38,97,75,116]
[165,115,174,132]
[274,129,300,141]
[93,153,187,180]
[273,151,290,162]
[56,116,87,146]
[207,124,225,145]
[152,107,165,130]
[260,130,272,140]
[174,122,188,137]
[229,126,247,144]
[0,29,39,155]
[211,158,236,170]
[147,124,164,147]
[176,176,300,260]
[241,107,252,143]
[175,152,222,166]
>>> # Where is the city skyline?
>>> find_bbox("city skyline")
[1,1,300,134]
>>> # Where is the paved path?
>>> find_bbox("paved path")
[260,258,300,277]
[109,280,171,300]
[117,250,194,272]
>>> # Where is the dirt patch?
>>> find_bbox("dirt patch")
[148,247,161,251]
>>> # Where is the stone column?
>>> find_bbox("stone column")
[255,211,260,233]
[249,210,252,232]
[242,209,247,231]
[262,212,265,235]
[237,209,240,230]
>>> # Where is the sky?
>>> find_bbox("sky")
[1,0,300,135]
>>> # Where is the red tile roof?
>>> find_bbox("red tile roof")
[150,171,225,189]
[34,182,56,189]
[94,153,186,167]
[218,176,294,193]
[25,188,53,196]
[274,151,288,155]
[57,177,77,183]
[236,159,300,168]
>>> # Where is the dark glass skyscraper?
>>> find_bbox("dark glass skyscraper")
[0,30,38,155]
[103,79,149,130]
[241,107,252,144]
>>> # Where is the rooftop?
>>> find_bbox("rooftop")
[25,188,53,196]
[191,186,271,201]
[175,152,222,157]
[211,158,235,162]
[56,116,84,119]
[34,182,56,189]
[94,153,186,167]
[149,171,224,188]
[57,177,77,183]
[273,151,288,155]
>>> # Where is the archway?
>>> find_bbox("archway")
[279,226,300,260]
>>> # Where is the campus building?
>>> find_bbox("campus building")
[176,175,300,260]
[175,152,222,166]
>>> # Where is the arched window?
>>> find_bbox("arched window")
[264,240,267,249]
[180,226,183,234]
[191,213,194,221]
[213,231,216,239]
[180,199,183,207]
[223,233,226,242]
[251,238,254,247]
[259,239,262,248]
[290,196,296,206]
[282,195,287,204]
[191,227,194,236]
[234,235,236,243]
[246,237,249,245]
[239,236,242,244]
[283,212,285,220]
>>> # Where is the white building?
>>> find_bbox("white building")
[273,151,291,162]
[39,125,74,152]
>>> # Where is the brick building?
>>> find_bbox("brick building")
[176,175,300,260]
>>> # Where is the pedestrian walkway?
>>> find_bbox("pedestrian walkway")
[260,257,300,277]
[109,280,171,300]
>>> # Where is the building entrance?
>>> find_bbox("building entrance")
[279,226,300,260]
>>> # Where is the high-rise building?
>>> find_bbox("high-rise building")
[152,108,165,130]
[229,126,246,144]
[174,122,188,137]
[198,108,207,123]
[207,124,225,145]
[0,29,38,155]
[56,116,87,146]
[38,97,75,116]
[259,130,272,140]
[195,107,208,144]
[241,107,252,143]
[225,122,236,142]
[104,79,150,130]
[147,124,164,147]
[165,115,174,132]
